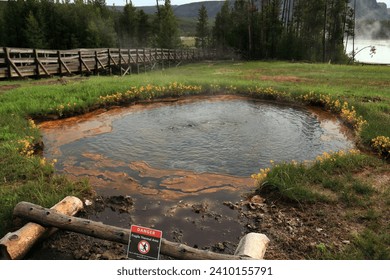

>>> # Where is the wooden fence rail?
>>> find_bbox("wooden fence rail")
[0,47,217,79]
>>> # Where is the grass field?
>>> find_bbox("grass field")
[0,61,389,259]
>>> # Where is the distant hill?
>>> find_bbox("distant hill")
[123,1,230,19]
[357,0,389,20]
[122,0,389,20]
[171,1,227,19]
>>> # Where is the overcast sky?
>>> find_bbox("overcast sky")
[105,0,390,8]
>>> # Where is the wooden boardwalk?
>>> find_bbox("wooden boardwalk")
[0,47,216,79]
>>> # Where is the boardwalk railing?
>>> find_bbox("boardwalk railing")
[0,47,217,79]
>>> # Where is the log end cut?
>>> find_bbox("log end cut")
[234,232,270,260]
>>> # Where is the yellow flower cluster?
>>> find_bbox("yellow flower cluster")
[17,136,35,157]
[339,103,367,133]
[40,157,57,167]
[28,118,37,129]
[371,136,390,158]
[315,149,360,163]
[248,86,287,99]
[99,83,202,105]
[251,167,271,182]
[49,102,77,117]
[301,92,367,133]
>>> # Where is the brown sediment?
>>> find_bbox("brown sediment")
[308,106,356,143]
[39,95,251,150]
[130,161,252,191]
[63,152,253,200]
[40,94,355,200]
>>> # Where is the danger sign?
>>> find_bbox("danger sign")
[127,225,162,260]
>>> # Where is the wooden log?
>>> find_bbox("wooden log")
[13,201,269,260]
[0,196,83,260]
[234,232,269,260]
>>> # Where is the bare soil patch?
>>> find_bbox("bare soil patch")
[244,74,310,83]
[0,84,20,93]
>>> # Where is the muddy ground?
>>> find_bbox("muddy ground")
[23,189,366,260]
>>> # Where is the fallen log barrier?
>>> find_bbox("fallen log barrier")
[0,196,83,260]
[11,200,270,260]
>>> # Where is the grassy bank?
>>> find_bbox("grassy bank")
[0,61,389,258]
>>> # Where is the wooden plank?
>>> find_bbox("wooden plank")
[0,69,7,78]
[35,49,58,55]
[8,48,34,54]
[4,48,22,78]
[34,49,50,76]
[12,201,267,260]
[5,58,35,64]
[78,51,91,72]
[95,55,106,70]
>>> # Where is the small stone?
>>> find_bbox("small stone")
[84,199,93,206]
[247,224,257,230]
[250,195,264,204]
[215,242,225,250]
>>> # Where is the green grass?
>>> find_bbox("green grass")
[0,61,389,258]
[317,230,390,260]
[256,152,383,204]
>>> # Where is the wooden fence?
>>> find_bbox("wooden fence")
[0,47,217,79]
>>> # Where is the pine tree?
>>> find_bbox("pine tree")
[120,2,138,47]
[212,0,231,51]
[195,4,209,50]
[137,10,151,47]
[0,7,4,45]
[154,0,181,48]
[23,11,47,48]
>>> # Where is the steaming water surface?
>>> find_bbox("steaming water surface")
[43,97,353,177]
[40,96,355,248]
[345,39,390,64]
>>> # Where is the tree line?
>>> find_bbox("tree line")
[208,0,356,62]
[0,0,181,50]
[0,0,358,62]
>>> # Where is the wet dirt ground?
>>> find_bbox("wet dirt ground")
[25,189,369,260]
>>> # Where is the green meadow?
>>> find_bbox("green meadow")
[0,61,389,259]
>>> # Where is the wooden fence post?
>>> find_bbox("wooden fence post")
[57,50,62,76]
[119,48,122,75]
[107,49,112,75]
[143,48,146,73]
[136,49,139,74]
[94,51,98,75]
[161,48,164,69]
[168,49,171,68]
[4,47,12,78]
[33,49,39,77]
[78,50,82,73]
[127,49,132,75]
